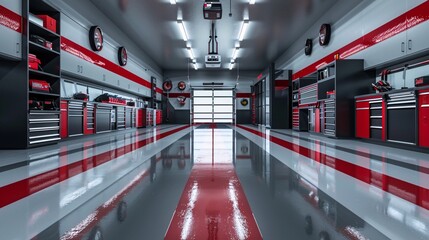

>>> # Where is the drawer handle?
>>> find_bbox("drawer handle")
[356,108,369,110]
[387,105,416,110]
[29,137,61,145]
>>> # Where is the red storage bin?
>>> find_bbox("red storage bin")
[37,15,56,33]
[29,79,50,92]
[29,54,41,70]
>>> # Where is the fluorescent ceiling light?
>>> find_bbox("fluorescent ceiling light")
[238,19,249,41]
[249,0,255,4]
[229,61,234,70]
[170,0,176,4]
[193,62,198,70]
[187,47,195,60]
[232,47,239,60]
[177,20,188,41]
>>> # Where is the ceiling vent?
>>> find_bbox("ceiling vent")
[203,82,224,86]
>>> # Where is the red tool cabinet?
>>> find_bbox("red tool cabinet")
[419,90,429,148]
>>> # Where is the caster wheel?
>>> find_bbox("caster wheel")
[89,226,103,240]
[117,201,128,222]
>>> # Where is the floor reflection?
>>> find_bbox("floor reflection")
[34,134,193,240]
[235,131,428,239]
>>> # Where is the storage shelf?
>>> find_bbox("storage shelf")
[29,22,60,39]
[29,69,60,81]
[29,91,60,98]
[29,41,60,57]
[318,75,336,84]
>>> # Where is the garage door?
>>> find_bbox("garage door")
[192,90,234,123]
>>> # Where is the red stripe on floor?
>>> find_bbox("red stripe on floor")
[164,164,263,240]
[0,125,190,209]
[237,125,429,211]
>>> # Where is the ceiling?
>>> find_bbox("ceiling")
[78,0,362,71]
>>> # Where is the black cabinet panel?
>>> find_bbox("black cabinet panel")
[370,118,382,126]
[371,128,382,140]
[387,108,416,144]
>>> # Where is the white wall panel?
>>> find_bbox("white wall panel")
[276,0,427,72]
[59,9,157,98]
[0,0,21,14]
[0,1,22,59]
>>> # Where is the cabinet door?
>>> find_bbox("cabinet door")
[61,52,81,76]
[419,92,429,147]
[356,101,370,138]
[60,101,68,138]
[0,2,22,58]
[407,16,429,54]
[405,0,429,55]
[0,25,21,60]
[361,0,407,69]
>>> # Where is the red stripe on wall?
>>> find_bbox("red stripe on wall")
[237,125,429,211]
[236,93,251,98]
[292,1,429,80]
[0,5,22,33]
[275,80,289,87]
[164,92,191,98]
[0,125,190,209]
[60,37,163,93]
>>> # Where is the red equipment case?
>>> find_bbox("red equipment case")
[37,15,56,33]
[29,54,41,70]
[29,79,50,92]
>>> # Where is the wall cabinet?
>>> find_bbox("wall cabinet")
[0,26,21,60]
[0,1,22,60]
[363,0,429,69]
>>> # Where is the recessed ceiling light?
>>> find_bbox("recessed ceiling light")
[170,0,177,5]
[249,0,255,5]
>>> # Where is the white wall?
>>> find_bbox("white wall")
[164,70,258,110]
[45,0,162,97]
[275,0,429,90]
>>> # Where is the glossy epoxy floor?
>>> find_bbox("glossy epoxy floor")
[0,124,428,239]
